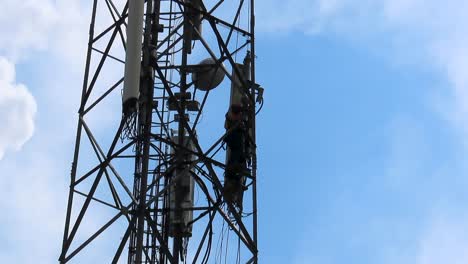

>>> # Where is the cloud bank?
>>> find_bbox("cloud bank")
[0,57,36,159]
[0,0,58,60]
[0,0,90,159]
[0,0,91,262]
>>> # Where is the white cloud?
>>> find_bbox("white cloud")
[0,57,36,159]
[0,0,90,66]
[0,0,58,61]
[0,0,135,260]
[48,0,90,69]
[0,0,92,160]
[0,0,104,262]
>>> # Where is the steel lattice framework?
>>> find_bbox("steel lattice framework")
[59,0,261,263]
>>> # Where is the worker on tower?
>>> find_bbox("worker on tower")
[223,103,248,207]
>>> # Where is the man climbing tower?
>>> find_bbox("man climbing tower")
[224,103,248,208]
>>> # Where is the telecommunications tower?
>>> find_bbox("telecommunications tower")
[59,0,263,263]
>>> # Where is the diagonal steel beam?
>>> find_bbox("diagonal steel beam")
[60,120,125,261]
[73,139,135,187]
[81,117,138,204]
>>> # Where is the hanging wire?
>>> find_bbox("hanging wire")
[201,215,213,264]
[224,226,230,264]
[121,112,138,141]
[215,219,227,263]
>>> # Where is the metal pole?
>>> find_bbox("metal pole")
[134,0,156,262]
[249,0,258,263]
[60,1,98,262]
[172,3,191,262]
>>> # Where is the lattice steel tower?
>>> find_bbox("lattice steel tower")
[59,0,263,263]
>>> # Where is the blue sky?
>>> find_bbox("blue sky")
[3,0,468,263]
[257,33,459,263]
